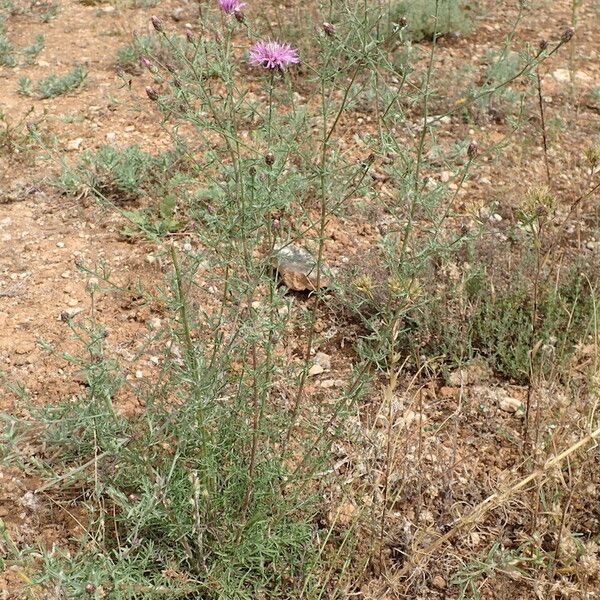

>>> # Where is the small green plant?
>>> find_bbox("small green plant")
[17,75,32,96]
[22,33,44,62]
[389,0,472,41]
[58,144,187,203]
[116,35,156,74]
[0,18,16,67]
[36,64,87,98]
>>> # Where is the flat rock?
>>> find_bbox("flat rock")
[272,245,330,292]
[448,360,493,386]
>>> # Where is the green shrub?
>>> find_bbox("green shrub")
[37,64,87,98]
[391,0,472,41]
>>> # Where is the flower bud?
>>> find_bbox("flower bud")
[234,9,245,23]
[151,15,163,32]
[398,16,408,29]
[186,29,195,43]
[561,27,574,43]
[538,39,548,52]
[467,141,479,159]
[146,86,159,101]
[322,22,335,36]
[139,56,152,70]
[85,584,96,594]
[265,152,275,166]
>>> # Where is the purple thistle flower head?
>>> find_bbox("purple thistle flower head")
[248,40,300,71]
[218,0,246,14]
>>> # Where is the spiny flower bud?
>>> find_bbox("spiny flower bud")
[234,9,245,23]
[185,29,195,43]
[139,56,152,70]
[146,86,159,101]
[265,152,275,166]
[322,22,335,36]
[467,141,479,159]
[538,39,548,52]
[151,15,163,32]
[85,584,96,594]
[561,27,574,43]
[398,16,408,29]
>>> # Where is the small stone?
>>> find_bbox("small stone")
[432,575,447,590]
[15,341,35,355]
[135,370,144,379]
[448,360,493,386]
[171,7,184,20]
[308,364,324,377]
[328,501,356,527]
[37,60,50,67]
[106,132,117,142]
[148,317,162,330]
[498,393,523,414]
[61,271,71,279]
[66,138,83,151]
[439,386,458,398]
[272,245,331,292]
[124,125,135,132]
[56,241,65,248]
[314,351,331,371]
[440,170,452,183]
[66,298,79,307]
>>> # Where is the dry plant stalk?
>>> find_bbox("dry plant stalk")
[376,424,600,596]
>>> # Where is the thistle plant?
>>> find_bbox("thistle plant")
[4,1,598,598]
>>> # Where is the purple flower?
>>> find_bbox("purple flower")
[218,0,246,14]
[248,41,300,71]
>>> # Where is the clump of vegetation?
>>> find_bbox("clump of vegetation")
[2,316,318,598]
[22,33,44,62]
[58,144,187,202]
[37,64,87,98]
[116,35,157,73]
[0,17,16,66]
[390,0,472,41]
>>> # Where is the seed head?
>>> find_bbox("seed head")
[322,22,336,37]
[146,86,159,101]
[265,152,275,166]
[398,16,408,29]
[249,40,300,71]
[151,15,163,32]
[467,141,479,159]
[561,27,575,43]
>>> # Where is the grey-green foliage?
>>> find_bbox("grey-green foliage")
[116,34,156,74]
[0,17,15,66]
[391,0,472,41]
[3,299,320,598]
[23,33,44,62]
[37,64,87,98]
